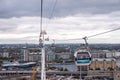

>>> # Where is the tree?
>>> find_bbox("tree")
[64,68,68,71]
[95,68,100,70]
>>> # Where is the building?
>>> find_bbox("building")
[0,48,9,58]
[114,51,120,57]
[29,52,41,62]
[103,50,114,58]
[20,47,29,62]
[2,52,9,58]
[28,48,41,62]
[91,50,107,58]
[55,52,72,61]
[20,48,41,62]
[89,58,117,71]
[46,50,55,62]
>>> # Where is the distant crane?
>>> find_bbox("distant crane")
[32,67,36,80]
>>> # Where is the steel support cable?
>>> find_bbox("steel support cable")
[49,0,58,19]
[45,0,58,37]
[46,0,58,27]
[87,27,120,38]
[53,27,120,41]
[40,0,58,32]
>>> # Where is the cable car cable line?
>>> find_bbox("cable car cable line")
[45,0,58,32]
[53,27,120,41]
[87,27,120,38]
[49,0,58,19]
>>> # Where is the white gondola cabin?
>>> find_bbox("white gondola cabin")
[74,50,91,66]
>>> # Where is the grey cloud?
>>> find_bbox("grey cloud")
[0,38,37,44]
[0,0,120,18]
[0,0,41,18]
[0,23,18,32]
[55,0,120,16]
[0,26,15,32]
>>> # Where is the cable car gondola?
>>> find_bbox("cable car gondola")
[74,50,91,66]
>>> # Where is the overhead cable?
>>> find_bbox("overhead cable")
[53,27,120,41]
[88,27,120,38]
[45,0,58,30]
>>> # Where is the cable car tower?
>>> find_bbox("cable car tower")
[40,31,47,80]
[39,0,48,80]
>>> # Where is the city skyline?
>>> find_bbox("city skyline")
[0,0,120,44]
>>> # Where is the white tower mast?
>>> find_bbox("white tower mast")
[40,31,46,80]
[39,0,46,80]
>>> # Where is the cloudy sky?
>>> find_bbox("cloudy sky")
[0,0,120,44]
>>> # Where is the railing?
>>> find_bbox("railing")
[0,70,117,79]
